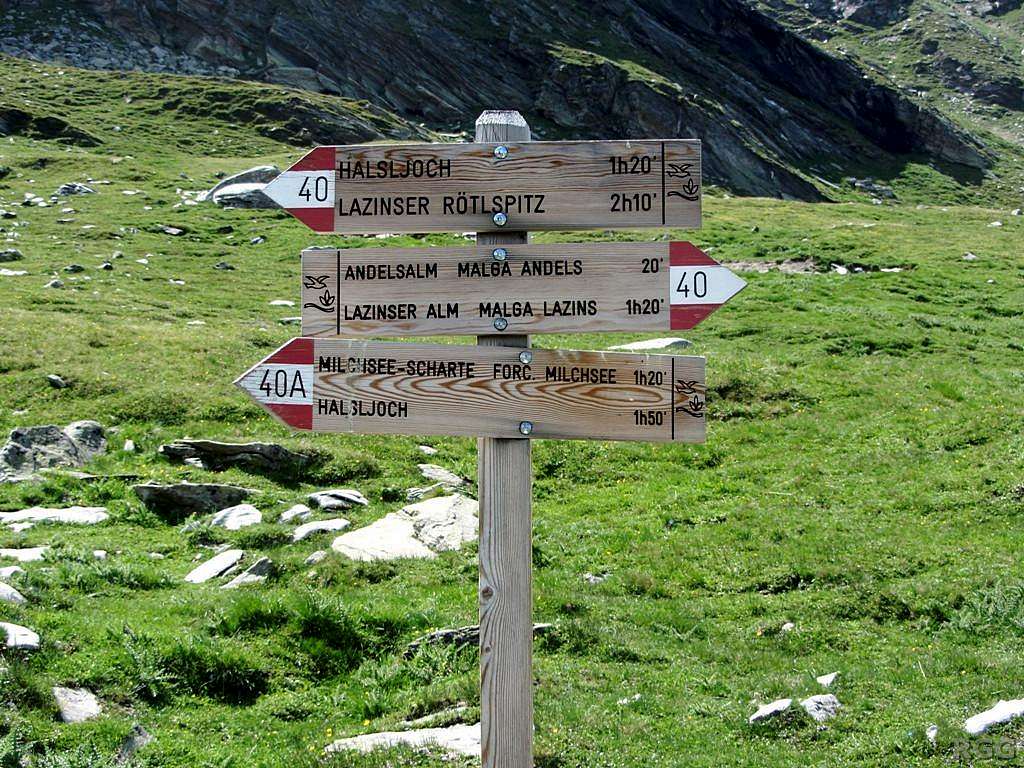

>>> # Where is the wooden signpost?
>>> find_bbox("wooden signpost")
[235,337,706,443]
[262,137,702,233]
[301,241,745,337]
[235,111,727,768]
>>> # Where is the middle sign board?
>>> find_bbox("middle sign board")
[301,241,745,337]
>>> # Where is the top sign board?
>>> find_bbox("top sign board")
[263,140,701,234]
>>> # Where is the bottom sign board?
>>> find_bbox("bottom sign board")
[237,339,706,443]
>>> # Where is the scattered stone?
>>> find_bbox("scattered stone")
[964,698,1024,736]
[0,622,39,650]
[133,482,251,520]
[0,582,26,604]
[583,572,609,585]
[8,522,32,533]
[0,248,22,262]
[200,166,279,209]
[100,261,114,270]
[0,566,25,579]
[963,252,978,260]
[93,550,107,560]
[0,506,108,525]
[53,686,101,723]
[250,236,266,245]
[333,494,477,562]
[45,279,64,289]
[280,503,312,523]
[800,694,841,723]
[1011,209,1021,216]
[418,445,438,456]
[46,374,68,389]
[749,698,792,724]
[214,261,235,270]
[418,464,465,488]
[926,723,939,744]
[845,177,896,199]
[0,269,27,276]
[988,221,1003,228]
[123,439,136,453]
[406,482,445,502]
[160,225,184,236]
[780,621,795,632]
[325,723,481,758]
[308,488,369,511]
[0,547,48,562]
[221,556,273,589]
[405,623,552,658]
[56,182,95,196]
[304,550,327,565]
[402,705,472,729]
[159,439,313,474]
[116,724,153,763]
[832,264,849,275]
[269,299,294,307]
[816,672,838,688]
[293,517,350,542]
[617,693,642,706]
[609,337,692,352]
[184,549,244,584]
[279,316,301,325]
[0,421,106,483]
[64,264,85,273]
[0,210,15,219]
[209,503,262,530]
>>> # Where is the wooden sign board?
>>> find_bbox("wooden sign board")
[301,241,745,337]
[236,338,706,443]
[263,140,701,233]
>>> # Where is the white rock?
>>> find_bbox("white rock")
[221,556,273,589]
[0,622,39,650]
[800,694,841,723]
[209,503,262,530]
[325,723,480,757]
[964,698,1024,736]
[93,550,107,560]
[332,494,477,562]
[0,268,27,276]
[8,522,32,532]
[816,672,838,688]
[304,550,327,565]
[963,252,978,261]
[279,503,312,523]
[418,445,438,456]
[293,518,350,542]
[0,547,48,562]
[53,686,101,723]
[123,439,136,452]
[617,693,642,706]
[832,264,848,275]
[0,566,25,579]
[0,506,108,525]
[780,621,795,632]
[308,489,369,511]
[184,549,244,584]
[269,299,294,306]
[749,698,792,724]
[0,582,26,604]
[926,724,938,744]
[417,464,464,488]
[608,337,692,352]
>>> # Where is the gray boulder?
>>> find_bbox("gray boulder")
[221,556,273,589]
[133,482,251,521]
[0,248,22,262]
[325,723,480,758]
[209,503,262,530]
[0,582,26,604]
[292,517,349,542]
[308,489,369,511]
[405,623,552,658]
[0,621,39,650]
[116,724,153,763]
[55,182,95,195]
[800,694,841,723]
[0,420,106,483]
[417,464,465,488]
[184,549,244,584]
[158,438,313,474]
[0,506,108,525]
[201,166,279,209]
[53,686,101,723]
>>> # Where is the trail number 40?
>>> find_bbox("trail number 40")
[675,270,708,298]
[298,176,330,202]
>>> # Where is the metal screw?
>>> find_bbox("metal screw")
[492,212,508,227]
[493,317,508,331]
[492,247,508,262]
[519,421,534,436]
[519,350,533,364]
[481,585,494,599]
[493,145,508,159]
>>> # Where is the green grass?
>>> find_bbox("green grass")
[0,54,1023,766]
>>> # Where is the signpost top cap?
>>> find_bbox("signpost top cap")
[475,110,529,130]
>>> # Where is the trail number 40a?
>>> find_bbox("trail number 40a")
[259,368,308,398]
[298,176,330,202]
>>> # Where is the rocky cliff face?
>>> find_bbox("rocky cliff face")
[0,0,995,199]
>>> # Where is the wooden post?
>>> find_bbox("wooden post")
[475,110,533,768]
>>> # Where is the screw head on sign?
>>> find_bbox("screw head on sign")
[492,247,508,262]
[519,350,533,364]
[493,145,509,159]
[519,421,534,436]
[492,212,508,227]
[493,317,508,331]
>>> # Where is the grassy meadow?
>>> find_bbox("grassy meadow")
[0,55,1023,766]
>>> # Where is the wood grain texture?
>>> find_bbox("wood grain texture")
[476,110,533,768]
[300,242,744,337]
[282,137,701,233]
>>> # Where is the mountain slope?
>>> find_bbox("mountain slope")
[2,0,1017,202]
